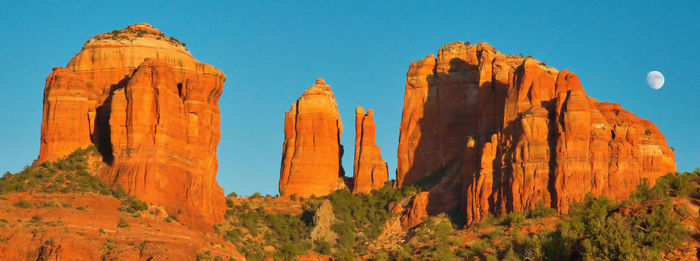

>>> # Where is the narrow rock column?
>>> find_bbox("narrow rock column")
[352,107,389,194]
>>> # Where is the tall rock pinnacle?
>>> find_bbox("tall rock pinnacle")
[352,107,388,194]
[279,78,345,197]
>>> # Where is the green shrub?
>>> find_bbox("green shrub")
[501,211,526,227]
[527,201,557,218]
[325,183,408,255]
[14,200,33,208]
[313,240,331,255]
[516,192,691,260]
[119,197,148,213]
[395,245,413,261]
[412,164,451,190]
[117,219,129,228]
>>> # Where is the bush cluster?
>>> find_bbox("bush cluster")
[327,183,409,259]
[219,183,410,261]
[514,170,699,260]
[221,198,314,260]
[0,147,149,214]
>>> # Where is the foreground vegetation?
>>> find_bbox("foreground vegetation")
[2,149,696,260]
[216,184,413,260]
[217,169,698,261]
[0,147,149,214]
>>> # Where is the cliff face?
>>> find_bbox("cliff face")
[279,79,345,197]
[352,107,389,194]
[37,24,226,228]
[397,42,676,223]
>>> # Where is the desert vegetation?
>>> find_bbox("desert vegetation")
[210,169,698,260]
[0,146,149,215]
[99,27,186,47]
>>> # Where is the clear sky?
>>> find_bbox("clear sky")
[0,1,697,196]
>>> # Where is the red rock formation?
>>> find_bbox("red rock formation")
[400,192,430,228]
[397,41,676,223]
[352,107,389,194]
[39,68,92,160]
[37,24,226,228]
[279,78,345,197]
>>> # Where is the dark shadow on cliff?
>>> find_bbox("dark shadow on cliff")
[93,75,131,165]
[401,56,507,215]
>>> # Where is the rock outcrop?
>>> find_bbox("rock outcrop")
[396,41,676,223]
[37,24,226,228]
[400,192,430,228]
[310,199,338,244]
[352,107,389,194]
[279,79,345,197]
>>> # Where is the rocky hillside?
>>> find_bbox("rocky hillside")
[38,23,226,229]
[0,148,241,260]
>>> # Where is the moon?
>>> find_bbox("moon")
[647,71,665,90]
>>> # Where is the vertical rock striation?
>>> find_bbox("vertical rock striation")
[279,79,345,197]
[37,24,226,229]
[397,41,676,223]
[352,107,389,194]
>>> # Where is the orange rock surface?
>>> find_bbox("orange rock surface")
[279,79,345,197]
[352,107,388,194]
[396,41,676,223]
[37,24,226,228]
[400,191,430,228]
[0,193,242,260]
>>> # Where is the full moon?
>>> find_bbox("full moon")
[647,71,665,90]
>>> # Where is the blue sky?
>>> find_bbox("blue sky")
[0,1,697,196]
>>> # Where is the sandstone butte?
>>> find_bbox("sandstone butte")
[352,107,389,194]
[37,23,226,229]
[396,41,677,223]
[280,78,345,197]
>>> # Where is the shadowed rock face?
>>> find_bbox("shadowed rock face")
[37,24,226,229]
[397,41,676,223]
[279,78,345,197]
[352,107,389,194]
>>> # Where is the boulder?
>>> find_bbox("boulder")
[401,192,430,228]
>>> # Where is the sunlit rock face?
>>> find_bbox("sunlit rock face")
[38,24,226,229]
[396,41,676,223]
[279,78,345,197]
[352,107,388,194]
